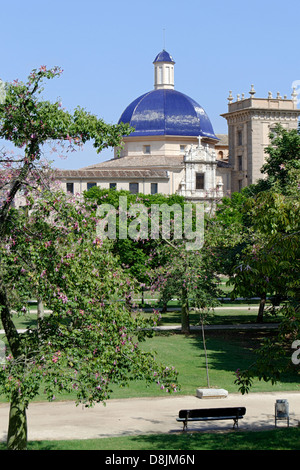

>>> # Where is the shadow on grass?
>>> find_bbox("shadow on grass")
[186,329,300,390]
[1,428,298,451]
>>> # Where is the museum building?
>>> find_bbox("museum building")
[58,50,300,204]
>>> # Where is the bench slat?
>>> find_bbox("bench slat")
[177,416,244,422]
[178,407,246,419]
[177,407,246,431]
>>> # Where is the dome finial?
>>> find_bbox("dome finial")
[153,49,175,90]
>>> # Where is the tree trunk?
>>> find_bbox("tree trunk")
[37,298,44,333]
[0,160,31,237]
[257,293,266,323]
[181,285,190,334]
[7,393,28,450]
[0,287,27,449]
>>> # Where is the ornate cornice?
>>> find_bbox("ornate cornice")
[221,107,300,124]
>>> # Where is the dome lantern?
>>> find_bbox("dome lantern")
[153,50,175,90]
[118,50,218,141]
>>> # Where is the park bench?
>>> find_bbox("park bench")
[176,407,246,431]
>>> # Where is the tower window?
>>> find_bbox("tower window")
[196,173,205,190]
[129,182,139,194]
[238,155,243,171]
[158,66,163,84]
[166,66,170,83]
[237,130,243,146]
[143,145,151,154]
[151,183,158,194]
[66,182,74,194]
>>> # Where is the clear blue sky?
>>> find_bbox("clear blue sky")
[1,0,299,169]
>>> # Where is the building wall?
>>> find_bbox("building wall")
[61,178,172,196]
[117,135,215,159]
[222,93,300,192]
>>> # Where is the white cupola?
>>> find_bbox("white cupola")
[153,50,175,90]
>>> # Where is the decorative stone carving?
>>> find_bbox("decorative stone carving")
[178,138,223,204]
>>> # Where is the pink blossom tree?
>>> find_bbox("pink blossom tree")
[0,68,178,450]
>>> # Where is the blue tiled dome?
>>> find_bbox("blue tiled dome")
[153,50,175,63]
[118,88,218,139]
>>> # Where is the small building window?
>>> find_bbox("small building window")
[269,127,278,138]
[151,183,158,194]
[110,183,117,189]
[196,173,205,190]
[143,145,151,154]
[237,130,243,146]
[180,145,186,153]
[87,182,97,190]
[158,66,163,84]
[218,151,224,160]
[66,182,74,194]
[166,66,170,83]
[238,155,243,171]
[129,182,139,194]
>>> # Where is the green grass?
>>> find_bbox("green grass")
[1,318,298,403]
[108,331,299,398]
[1,329,298,403]
[0,302,299,451]
[0,427,299,450]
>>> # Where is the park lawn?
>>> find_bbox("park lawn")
[0,427,298,451]
[109,330,299,398]
[0,317,297,403]
[0,329,298,404]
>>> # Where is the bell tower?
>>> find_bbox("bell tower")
[153,50,175,90]
[221,86,300,192]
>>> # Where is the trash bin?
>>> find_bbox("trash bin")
[275,399,289,427]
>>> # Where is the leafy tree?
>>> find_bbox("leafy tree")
[146,239,222,334]
[227,188,299,316]
[231,184,299,390]
[209,124,300,322]
[206,189,253,279]
[0,66,132,235]
[84,186,187,292]
[205,125,300,389]
[84,187,222,333]
[259,123,300,194]
[0,69,178,450]
[0,188,178,450]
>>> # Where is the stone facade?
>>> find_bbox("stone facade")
[56,58,299,204]
[178,138,225,203]
[221,86,300,193]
